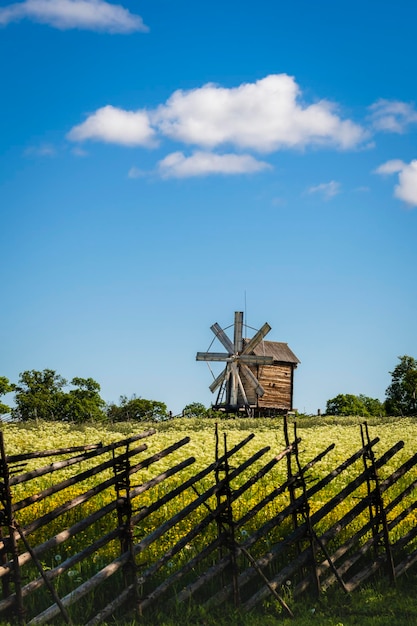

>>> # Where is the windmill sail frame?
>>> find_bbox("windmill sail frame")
[197,311,300,416]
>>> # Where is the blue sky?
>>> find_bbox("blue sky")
[1,0,416,415]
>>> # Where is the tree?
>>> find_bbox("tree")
[63,377,106,423]
[0,376,15,416]
[13,369,67,421]
[107,395,168,422]
[182,402,208,418]
[359,394,386,417]
[385,355,417,416]
[326,393,385,417]
[12,369,106,422]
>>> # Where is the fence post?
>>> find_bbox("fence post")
[0,432,25,625]
[214,426,240,607]
[292,421,321,596]
[112,445,136,599]
[360,422,396,585]
[284,415,302,555]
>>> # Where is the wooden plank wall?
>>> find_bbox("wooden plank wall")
[255,364,294,409]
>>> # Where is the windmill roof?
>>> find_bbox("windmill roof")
[248,340,300,364]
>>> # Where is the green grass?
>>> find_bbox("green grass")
[94,574,417,626]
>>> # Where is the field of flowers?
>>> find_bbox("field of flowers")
[1,415,417,624]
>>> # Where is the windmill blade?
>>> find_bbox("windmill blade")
[234,311,243,353]
[239,354,274,365]
[209,367,227,393]
[241,322,271,355]
[236,370,249,406]
[229,361,239,407]
[196,352,231,362]
[239,362,266,397]
[210,323,234,354]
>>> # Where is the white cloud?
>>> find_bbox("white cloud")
[375,159,417,207]
[67,105,156,146]
[24,143,56,156]
[68,74,366,154]
[157,151,271,178]
[0,0,148,33]
[66,75,370,179]
[374,159,405,175]
[396,161,417,206]
[369,99,417,133]
[307,180,341,200]
[153,75,366,152]
[127,166,145,179]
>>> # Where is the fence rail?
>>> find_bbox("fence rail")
[0,419,417,624]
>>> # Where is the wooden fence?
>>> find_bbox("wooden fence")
[1,419,417,624]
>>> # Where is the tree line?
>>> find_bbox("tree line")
[325,355,417,417]
[1,355,416,423]
[0,370,168,423]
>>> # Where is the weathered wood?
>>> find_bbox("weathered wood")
[293,426,321,596]
[213,440,400,610]
[234,311,243,353]
[203,440,335,609]
[209,369,226,393]
[27,555,129,625]
[344,556,385,592]
[392,518,417,554]
[2,420,417,624]
[134,435,244,611]
[18,436,190,538]
[19,434,257,623]
[196,352,230,361]
[6,444,103,464]
[283,415,300,552]
[0,433,25,625]
[13,521,73,624]
[320,499,417,594]
[0,528,9,601]
[133,445,271,559]
[362,421,396,583]
[215,433,240,607]
[12,443,148,513]
[210,322,235,354]
[256,363,294,409]
[129,433,257,533]
[1,439,190,562]
[133,443,297,613]
[9,431,156,486]
[240,545,294,618]
[177,442,333,606]
[85,583,134,626]
[240,362,265,396]
[0,456,196,611]
[236,371,249,406]
[241,322,271,355]
[341,489,417,590]
[394,545,417,578]
[297,454,417,595]
[239,355,274,365]
[315,457,417,592]
[0,441,194,576]
[200,313,299,412]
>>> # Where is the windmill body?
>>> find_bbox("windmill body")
[197,312,300,416]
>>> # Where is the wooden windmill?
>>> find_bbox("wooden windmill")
[196,311,274,414]
[197,311,300,416]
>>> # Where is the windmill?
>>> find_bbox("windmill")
[196,311,274,414]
